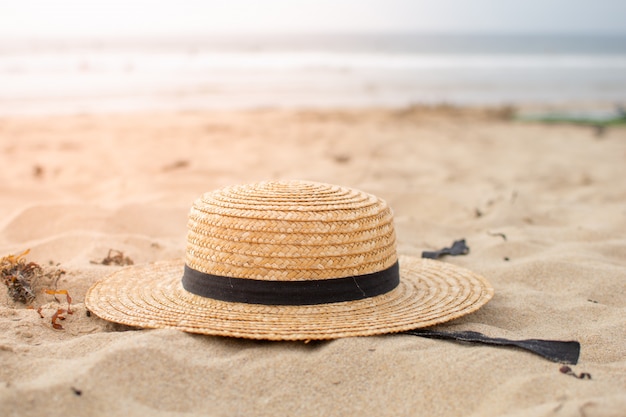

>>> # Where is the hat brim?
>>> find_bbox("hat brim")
[85,255,493,340]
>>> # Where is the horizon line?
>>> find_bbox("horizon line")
[2,29,626,40]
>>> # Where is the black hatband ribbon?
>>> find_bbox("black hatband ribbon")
[405,329,581,364]
[182,261,399,306]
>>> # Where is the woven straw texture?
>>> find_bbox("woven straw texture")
[185,181,397,280]
[85,180,494,340]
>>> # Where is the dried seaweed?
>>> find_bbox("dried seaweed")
[560,365,592,379]
[51,308,68,330]
[1,249,73,330]
[91,249,134,266]
[43,290,74,330]
[45,289,73,314]
[1,249,40,304]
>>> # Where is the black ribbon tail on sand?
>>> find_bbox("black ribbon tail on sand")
[404,329,580,365]
[422,239,469,259]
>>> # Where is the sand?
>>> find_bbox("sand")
[0,106,625,416]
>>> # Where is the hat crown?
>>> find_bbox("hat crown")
[185,180,397,281]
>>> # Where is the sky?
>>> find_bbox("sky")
[0,0,625,37]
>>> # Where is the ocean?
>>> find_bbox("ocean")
[1,33,625,115]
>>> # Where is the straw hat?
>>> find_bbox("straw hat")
[86,180,493,340]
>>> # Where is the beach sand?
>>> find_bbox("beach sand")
[0,106,625,416]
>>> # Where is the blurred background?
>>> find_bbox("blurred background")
[1,0,625,115]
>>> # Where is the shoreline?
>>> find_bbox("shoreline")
[0,100,623,119]
[3,32,625,118]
